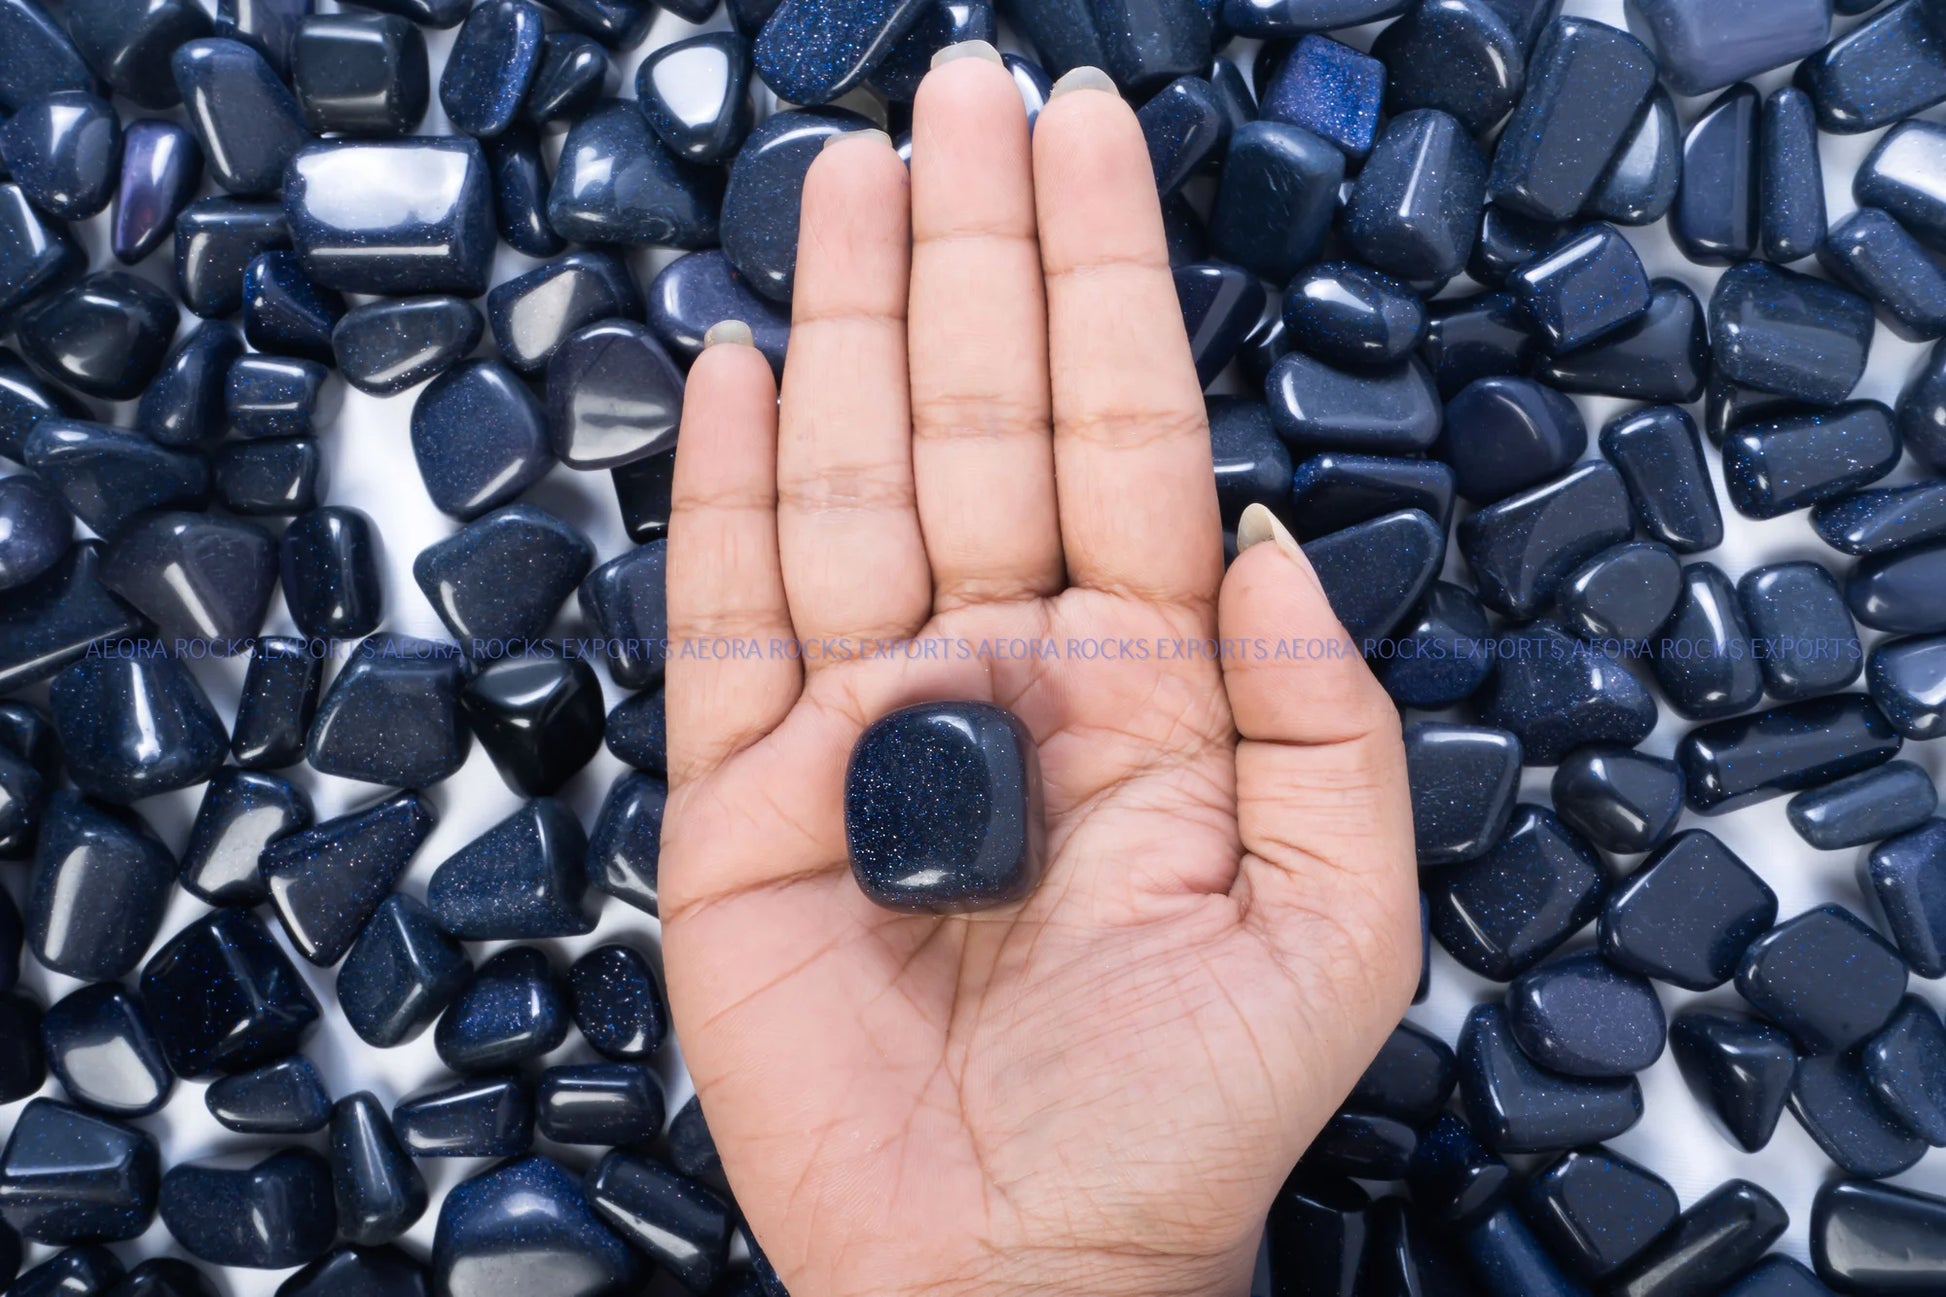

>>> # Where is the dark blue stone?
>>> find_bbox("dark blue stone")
[1093,0,1213,97]
[1738,904,1908,1052]
[1653,562,1765,720]
[215,0,309,79]
[226,355,337,438]
[578,541,665,691]
[1671,1009,1796,1152]
[1456,1003,1642,1152]
[171,39,306,194]
[1426,804,1607,980]
[1259,35,1381,161]
[1550,745,1683,854]
[1507,950,1665,1078]
[1861,118,1946,255]
[0,543,143,694]
[1821,208,1946,342]
[1138,75,1227,194]
[1209,120,1342,285]
[414,504,591,650]
[1486,16,1657,222]
[1587,87,1680,226]
[1520,1147,1678,1282]
[0,739,38,863]
[1374,581,1493,708]
[1283,262,1424,371]
[263,790,435,965]
[1600,830,1777,991]
[584,1154,730,1295]
[181,768,310,905]
[1265,353,1442,454]
[1868,635,1946,740]
[9,1246,124,1297]
[1343,109,1485,284]
[1371,0,1523,136]
[231,634,319,767]
[336,893,469,1049]
[1475,621,1658,764]
[751,0,927,104]
[71,0,212,106]
[42,984,171,1117]
[307,638,469,786]
[440,0,543,138]
[1537,278,1709,404]
[1710,260,1875,406]
[1301,508,1445,639]
[24,423,207,541]
[1610,1181,1789,1297]
[1404,722,1521,866]
[535,1062,663,1145]
[1304,1110,1418,1180]
[548,100,722,249]
[0,1100,157,1243]
[1847,542,1946,635]
[0,92,117,220]
[0,0,96,113]
[1463,1205,1584,1297]
[1674,84,1759,265]
[1419,292,1538,398]
[28,795,174,981]
[333,296,480,397]
[486,129,556,254]
[435,945,567,1073]
[1347,1020,1456,1125]
[1265,1169,1370,1297]
[489,251,640,377]
[1679,694,1904,813]
[0,183,79,324]
[526,33,612,128]
[1724,402,1901,520]
[871,1,997,101]
[0,474,70,593]
[463,659,605,797]
[429,799,591,939]
[1469,205,1570,289]
[1407,1111,1510,1226]
[633,34,750,169]
[100,512,276,650]
[1812,1179,1946,1292]
[290,13,429,136]
[280,507,382,641]
[16,271,177,401]
[1813,481,1946,556]
[1160,191,1210,265]
[664,1094,722,1183]
[205,1056,330,1133]
[1737,561,1862,700]
[646,249,789,377]
[568,942,665,1060]
[1173,260,1263,388]
[287,137,494,296]
[1759,85,1824,264]
[586,771,665,916]
[534,0,653,48]
[1558,540,1682,642]
[110,1260,218,1297]
[141,908,319,1077]
[112,119,199,265]
[1507,222,1651,351]
[546,319,683,468]
[411,359,551,520]
[159,1150,335,1269]
[283,1247,427,1297]
[1006,49,1056,126]
[330,1095,427,1246]
[51,658,225,803]
[173,197,286,318]
[1208,397,1291,527]
[1863,996,1946,1145]
[1789,762,1937,850]
[242,250,345,365]
[1435,376,1584,503]
[1799,0,1946,133]
[1790,1051,1927,1177]
[1289,452,1451,538]
[1869,819,1946,977]
[1624,0,1827,96]
[0,349,81,461]
[139,321,243,447]
[396,1075,533,1158]
[1458,460,1633,618]
[433,1156,639,1297]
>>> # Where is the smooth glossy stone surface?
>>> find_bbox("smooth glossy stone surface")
[1680,694,1903,813]
[1558,541,1681,643]
[242,250,344,365]
[1304,1109,1419,1180]
[1710,261,1875,406]
[1653,563,1765,720]
[488,251,639,377]
[0,995,34,1105]
[487,129,564,258]
[1404,722,1520,866]
[545,319,682,468]
[1209,120,1343,285]
[0,1100,157,1243]
[535,1062,662,1145]
[1464,1204,1585,1297]
[42,984,171,1117]
[1435,376,1584,503]
[586,772,665,916]
[1420,291,1538,397]
[69,0,198,106]
[549,100,721,250]
[333,297,478,398]
[527,33,612,127]
[1288,452,1450,540]
[1343,109,1484,284]
[1812,1179,1946,1290]
[433,1156,638,1297]
[463,659,604,797]
[227,354,336,438]
[0,544,146,694]
[1538,278,1708,403]
[1586,86,1679,227]
[1264,1168,1370,1297]
[1487,17,1655,221]
[583,1154,729,1295]
[1599,830,1777,991]
[1207,398,1291,527]
[415,504,591,651]
[215,0,309,79]
[1301,509,1445,640]
[1869,635,1946,740]
[1427,804,1607,980]
[663,1094,721,1186]
[1869,819,1946,976]
[750,0,926,104]
[1790,1051,1927,1178]
[171,39,305,194]
[1507,222,1651,351]
[1371,0,1522,135]
[282,1247,427,1297]
[0,743,40,864]
[1259,34,1381,161]
[330,1095,427,1246]
[645,248,788,376]
[1375,583,1494,709]
[140,908,318,1077]
[411,360,551,520]
[159,1150,334,1269]
[0,183,79,324]
[24,794,169,978]
[0,474,70,593]
[286,138,494,296]
[51,657,225,804]
[1281,262,1423,371]
[1738,561,1862,701]
[0,92,117,220]
[439,0,542,138]
[109,1260,218,1297]
[173,198,286,317]
[1821,208,1946,341]
[280,506,382,641]
[1174,261,1263,388]
[1789,762,1937,851]
[9,1245,124,1297]
[1475,621,1658,763]
[24,422,207,541]
[1550,747,1682,857]
[1406,1111,1510,1227]
[263,790,435,966]
[138,321,242,448]
[0,0,96,113]
[205,1056,330,1133]
[1736,904,1907,1052]
[291,14,429,136]
[17,271,176,401]
[337,893,469,1049]
[1521,1147,1677,1282]
[578,541,665,690]
[1671,1008,1796,1152]
[180,768,309,906]
[111,119,197,264]
[395,1077,532,1158]
[1508,950,1665,1078]
[1091,0,1214,96]
[1468,204,1564,291]
[429,799,591,939]
[101,512,275,650]
[1609,1181,1789,1297]
[1672,83,1758,265]
[1624,0,1827,97]
[1724,403,1901,521]
[306,639,469,787]
[435,945,567,1073]
[1801,3,1946,134]
[1457,1004,1642,1153]
[1138,74,1227,194]
[1265,353,1441,454]
[1813,481,1946,556]
[1347,1021,1456,1126]
[568,943,665,1060]
[1752,87,1825,266]
[1862,996,1946,1146]
[1861,119,1946,253]
[0,349,81,461]
[1848,542,1946,635]
[1458,461,1632,618]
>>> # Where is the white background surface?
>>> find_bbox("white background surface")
[4,0,1946,1291]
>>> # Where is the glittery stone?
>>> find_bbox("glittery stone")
[0,1099,158,1243]
[307,634,470,788]
[1678,694,1903,813]
[41,984,172,1118]
[1426,804,1608,981]
[335,892,470,1049]
[204,1056,330,1134]
[394,1076,533,1158]
[1608,1181,1788,1297]
[1474,621,1658,764]
[329,1094,427,1246]
[158,1150,335,1269]
[180,767,311,906]
[1404,722,1521,866]
[261,790,436,965]
[1456,1004,1643,1153]
[435,945,568,1073]
[139,908,319,1078]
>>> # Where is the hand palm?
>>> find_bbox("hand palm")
[661,59,1418,1297]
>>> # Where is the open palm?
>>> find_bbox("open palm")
[661,55,1419,1297]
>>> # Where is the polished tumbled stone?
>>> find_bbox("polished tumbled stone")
[1609,1181,1789,1297]
[15,271,178,401]
[1347,1021,1456,1127]
[498,129,569,259]
[1508,223,1652,351]
[180,768,310,906]
[393,1076,533,1159]
[280,506,383,641]
[1265,1170,1372,1297]
[1281,262,1424,371]
[69,0,210,106]
[1588,87,1681,227]
[439,0,542,138]
[578,541,666,690]
[1288,452,1452,540]
[1623,0,1827,96]
[414,504,591,649]
[0,351,82,461]
[204,1056,330,1134]
[0,543,147,695]
[1673,84,1759,265]
[286,138,494,296]
[1343,109,1484,284]
[1210,120,1343,286]
[225,355,336,438]
[435,945,568,1073]
[41,984,172,1118]
[1812,1179,1946,1292]
[1709,261,1874,406]
[1738,904,1908,1052]
[1538,278,1710,405]
[171,39,305,194]
[1822,208,1946,341]
[1403,722,1521,866]
[545,319,683,468]
[1426,805,1608,981]
[1457,1004,1643,1154]
[1791,1051,1928,1178]
[411,359,552,521]
[1735,560,1862,703]
[333,296,480,397]
[159,1150,335,1269]
[1847,542,1946,635]
[429,799,591,939]
[0,1099,158,1243]
[535,1062,663,1146]
[526,33,611,128]
[1475,621,1658,764]
[1652,563,1766,720]
[1671,1008,1797,1153]
[645,248,789,376]
[214,0,309,80]
[0,184,80,322]
[1789,762,1937,850]
[1814,481,1946,556]
[1463,1204,1586,1297]
[25,421,208,539]
[1550,746,1684,856]
[330,1094,427,1247]
[139,321,242,447]
[242,251,344,364]
[1600,830,1777,991]
[1436,377,1584,503]
[1678,694,1903,813]
[217,438,325,516]
[1303,1109,1419,1180]
[568,943,666,1061]
[1266,352,1442,455]
[100,513,274,650]
[1371,0,1522,135]
[1175,261,1265,389]
[1856,119,1946,248]
[1138,75,1228,196]
[336,892,470,1049]
[583,1153,730,1296]
[1520,1146,1678,1283]
[308,636,470,787]
[586,771,665,916]
[1869,636,1946,741]
[1421,293,1538,397]
[462,659,605,798]
[263,790,435,965]
[140,908,318,1077]
[50,658,225,803]
[0,475,71,594]
[1208,399,1293,528]
[0,92,118,219]
[488,250,640,376]
[1724,403,1901,520]
[106,117,200,260]
[1407,1111,1509,1227]
[1259,34,1381,160]
[1301,509,1445,640]
[173,198,287,318]
[291,13,428,136]
[548,99,721,249]
[1458,461,1633,618]
[0,0,97,114]
[1558,541,1682,643]
[8,1245,125,1297]
[1868,819,1946,977]
[1507,950,1666,1078]
[432,1156,639,1297]
[1862,996,1946,1146]
[29,794,176,979]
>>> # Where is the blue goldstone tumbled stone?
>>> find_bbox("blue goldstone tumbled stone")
[287,138,494,296]
[173,197,286,318]
[665,1094,722,1185]
[0,544,145,696]
[569,942,666,1060]
[1653,562,1765,721]
[1520,1146,1678,1282]
[0,91,118,220]
[536,1062,663,1146]
[1800,1,1946,134]
[1173,260,1264,389]
[439,0,543,138]
[646,248,789,376]
[1371,0,1523,136]
[528,34,611,127]
[1507,222,1651,351]
[337,894,471,1049]
[1464,1205,1585,1297]
[1289,453,1451,537]
[1300,509,1445,640]
[171,39,306,195]
[280,506,382,641]
[429,799,592,939]
[1550,745,1684,855]
[489,250,640,376]
[579,540,666,691]
[8,1245,124,1297]
[636,38,752,164]
[25,421,207,540]
[1474,621,1658,764]
[1265,352,1442,454]
[547,318,683,468]
[1859,118,1946,255]
[584,1153,731,1296]
[0,350,82,461]
[1587,87,1680,227]
[1421,292,1537,398]
[1679,694,1904,813]
[1259,35,1381,160]
[263,790,436,965]
[0,475,71,593]
[139,320,243,447]
[1610,1181,1789,1297]
[433,1157,639,1297]
[15,271,178,401]
[1304,1109,1418,1180]
[1869,635,1946,740]
[180,768,311,906]
[1739,904,1908,1052]
[1407,1111,1509,1226]
[1266,1170,1371,1297]
[1536,278,1709,404]
[242,250,344,365]
[1847,542,1946,636]
[215,0,309,80]
[485,136,560,256]
[1868,819,1946,977]
[42,984,172,1117]
[0,1099,158,1243]
[394,1076,533,1159]
[1789,761,1937,850]
[69,0,210,106]
[159,1150,335,1269]
[226,355,337,438]
[1812,1179,1946,1291]
[1791,1051,1928,1178]
[0,0,97,114]
[1209,120,1342,286]
[333,295,481,397]
[548,100,722,249]
[586,771,665,916]
[140,908,319,1077]
[1348,1021,1457,1126]
[1404,722,1521,866]
[1673,83,1759,266]
[1710,260,1874,406]
[435,945,568,1073]
[1737,560,1862,700]
[752,0,927,105]
[50,658,225,804]
[1373,582,1493,709]
[1623,0,1827,97]
[1282,261,1424,370]
[1813,481,1946,556]
[1208,398,1292,527]
[1723,402,1901,520]
[1138,75,1228,195]
[0,183,80,324]
[290,13,429,136]
[113,1259,220,1297]
[1761,86,1825,264]
[1507,949,1666,1078]
[1558,540,1683,643]
[0,745,39,865]
[1821,208,1946,341]
[329,1094,427,1246]
[411,359,552,521]
[100,512,276,649]
[283,1248,428,1297]
[1600,829,1777,991]
[414,504,592,650]
[1458,460,1633,618]
[1343,109,1484,285]
[204,1056,330,1134]
[462,658,605,798]
[1436,376,1584,503]
[307,637,470,787]
[1427,804,1608,981]
[1862,995,1946,1146]
[1671,1008,1796,1152]
[1456,1004,1642,1153]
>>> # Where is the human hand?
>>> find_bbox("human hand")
[661,48,1418,1297]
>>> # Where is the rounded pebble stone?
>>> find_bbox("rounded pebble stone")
[1506,949,1668,1079]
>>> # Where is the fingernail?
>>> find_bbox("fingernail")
[1049,65,1118,98]
[931,39,1003,69]
[822,128,894,153]
[1236,504,1311,571]
[704,319,753,348]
